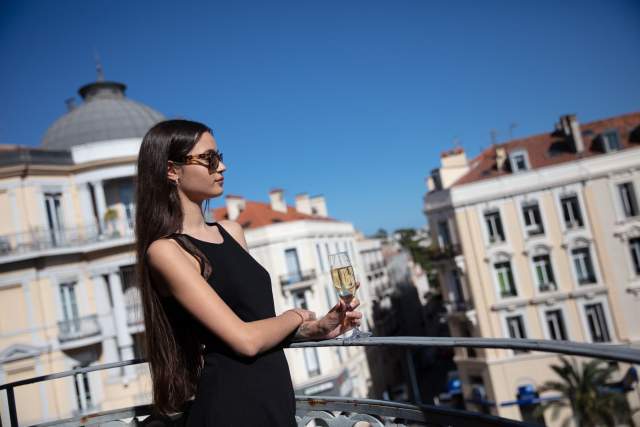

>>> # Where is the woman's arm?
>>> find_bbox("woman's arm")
[146,238,314,357]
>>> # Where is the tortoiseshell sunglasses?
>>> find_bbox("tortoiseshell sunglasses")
[171,150,223,174]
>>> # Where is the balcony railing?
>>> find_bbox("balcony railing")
[126,303,144,326]
[2,336,640,427]
[0,222,134,259]
[427,244,462,261]
[279,269,317,287]
[57,314,101,342]
[446,299,473,313]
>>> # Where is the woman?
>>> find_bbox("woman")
[134,119,363,426]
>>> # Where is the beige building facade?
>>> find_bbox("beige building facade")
[0,77,373,425]
[424,112,640,424]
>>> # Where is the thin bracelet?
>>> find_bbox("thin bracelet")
[287,309,305,325]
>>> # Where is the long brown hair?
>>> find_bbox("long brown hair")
[134,119,212,416]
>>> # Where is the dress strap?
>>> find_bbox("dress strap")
[168,234,213,281]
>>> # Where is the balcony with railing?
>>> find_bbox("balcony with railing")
[0,221,135,262]
[279,269,317,288]
[427,244,462,263]
[57,314,101,347]
[2,337,639,427]
[126,303,144,327]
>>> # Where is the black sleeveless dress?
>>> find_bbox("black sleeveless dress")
[166,222,297,426]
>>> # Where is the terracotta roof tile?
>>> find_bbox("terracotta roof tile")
[454,112,640,186]
[210,200,339,229]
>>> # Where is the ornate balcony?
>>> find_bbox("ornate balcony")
[57,314,101,343]
[279,269,317,288]
[2,337,639,427]
[0,221,135,261]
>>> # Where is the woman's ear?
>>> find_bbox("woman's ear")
[167,161,181,184]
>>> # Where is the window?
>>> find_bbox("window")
[431,169,443,191]
[544,309,568,340]
[437,220,451,247]
[506,315,528,354]
[533,254,556,292]
[603,130,621,152]
[571,247,596,285]
[284,248,302,283]
[451,269,465,303]
[630,238,640,275]
[73,363,93,412]
[510,151,529,172]
[316,244,325,272]
[304,347,321,377]
[294,290,321,376]
[584,303,611,343]
[494,261,517,297]
[44,192,65,246]
[485,211,506,243]
[59,281,80,333]
[560,195,584,229]
[618,182,639,218]
[522,203,544,236]
[293,290,308,310]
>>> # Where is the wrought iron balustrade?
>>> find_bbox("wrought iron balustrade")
[0,221,135,259]
[57,314,101,342]
[2,336,639,427]
[279,269,317,287]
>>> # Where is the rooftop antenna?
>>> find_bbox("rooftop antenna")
[490,129,499,145]
[94,49,105,81]
[509,122,518,140]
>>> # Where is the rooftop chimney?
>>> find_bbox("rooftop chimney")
[269,189,287,213]
[225,195,246,221]
[495,147,507,170]
[557,114,584,153]
[310,195,328,217]
[295,193,312,215]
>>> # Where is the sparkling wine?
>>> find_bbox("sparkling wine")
[331,266,356,300]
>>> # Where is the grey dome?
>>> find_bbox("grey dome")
[42,81,165,149]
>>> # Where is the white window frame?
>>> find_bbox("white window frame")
[529,247,558,294]
[629,236,640,277]
[483,209,506,245]
[540,305,570,341]
[553,185,591,235]
[521,202,545,237]
[509,149,530,173]
[501,308,530,356]
[577,296,615,343]
[569,241,600,287]
[602,129,621,152]
[491,253,520,300]
[53,273,89,326]
[618,181,640,218]
[559,194,584,230]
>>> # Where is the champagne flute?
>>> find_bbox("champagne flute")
[329,251,372,341]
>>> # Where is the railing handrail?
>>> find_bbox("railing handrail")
[2,335,639,391]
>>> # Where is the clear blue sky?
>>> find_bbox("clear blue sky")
[1,0,639,235]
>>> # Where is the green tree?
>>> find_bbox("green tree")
[535,356,635,427]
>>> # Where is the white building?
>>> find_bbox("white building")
[211,190,374,397]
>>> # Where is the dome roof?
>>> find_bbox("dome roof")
[42,80,165,150]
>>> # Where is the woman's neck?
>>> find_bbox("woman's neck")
[179,192,209,233]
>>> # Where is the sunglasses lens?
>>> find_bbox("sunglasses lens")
[210,152,221,172]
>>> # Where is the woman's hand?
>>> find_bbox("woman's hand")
[292,283,363,342]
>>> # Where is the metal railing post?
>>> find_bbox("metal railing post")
[6,386,18,427]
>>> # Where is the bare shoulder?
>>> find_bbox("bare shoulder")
[217,220,249,250]
[147,238,201,274]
